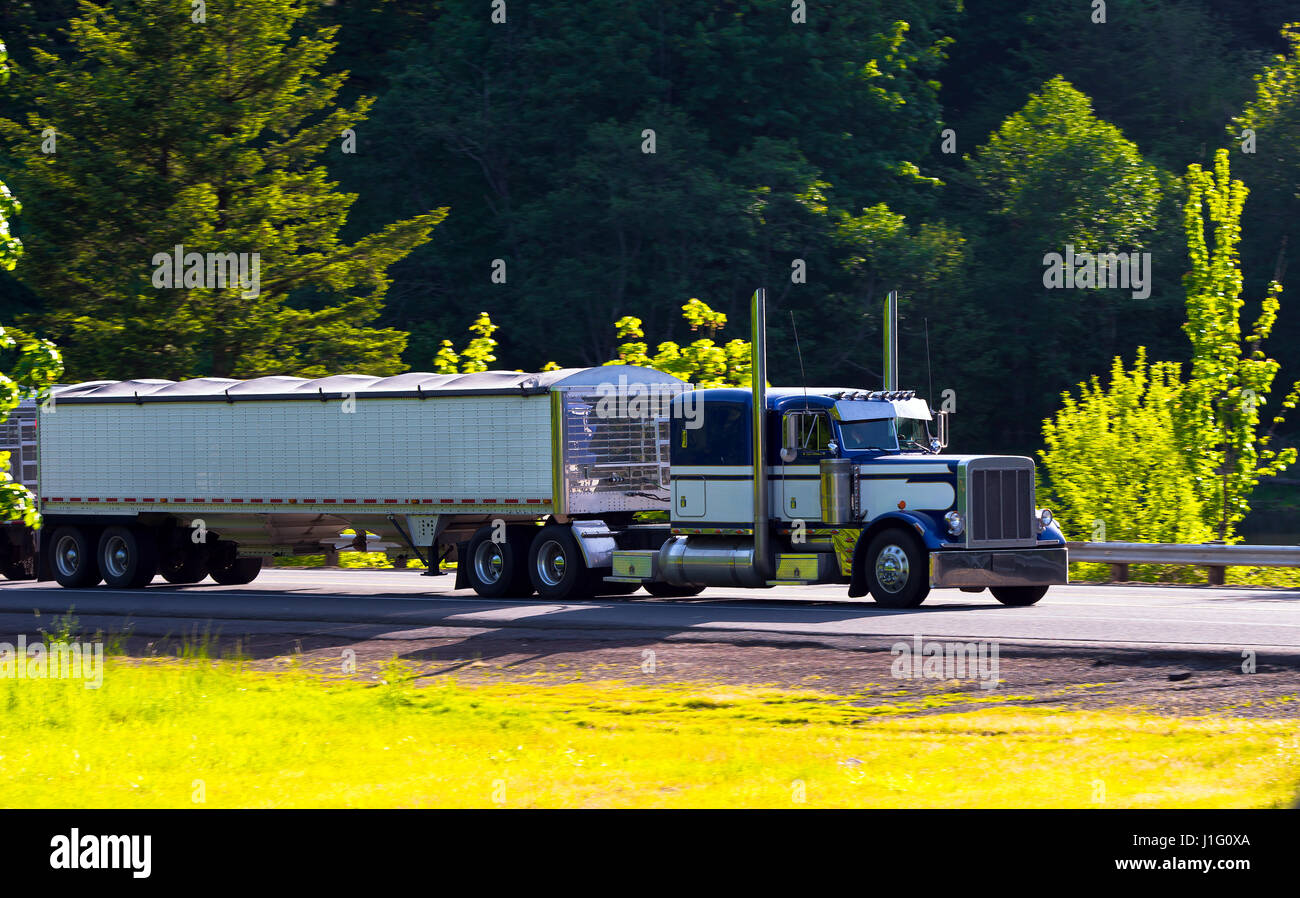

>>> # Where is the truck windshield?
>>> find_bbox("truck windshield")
[837,419,898,451]
[894,416,932,452]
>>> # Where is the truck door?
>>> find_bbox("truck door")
[779,410,831,522]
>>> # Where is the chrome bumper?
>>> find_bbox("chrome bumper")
[929,546,1068,589]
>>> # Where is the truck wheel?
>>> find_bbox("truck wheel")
[160,545,208,584]
[990,585,1048,606]
[865,529,930,608]
[210,552,263,585]
[598,581,642,597]
[50,526,102,588]
[644,582,705,598]
[97,525,159,589]
[528,525,595,600]
[0,554,33,580]
[464,524,532,598]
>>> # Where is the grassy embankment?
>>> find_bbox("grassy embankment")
[1,651,1295,809]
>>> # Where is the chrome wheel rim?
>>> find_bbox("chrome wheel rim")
[875,544,910,593]
[54,535,81,578]
[473,540,505,585]
[536,539,567,587]
[103,534,130,579]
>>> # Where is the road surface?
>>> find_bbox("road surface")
[1,568,1297,655]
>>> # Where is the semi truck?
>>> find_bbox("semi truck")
[4,289,1068,607]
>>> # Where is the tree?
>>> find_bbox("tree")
[607,299,751,388]
[1039,349,1212,580]
[432,311,499,375]
[351,0,961,375]
[0,37,62,527]
[1176,149,1299,539]
[938,77,1175,453]
[1039,149,1300,557]
[0,0,445,380]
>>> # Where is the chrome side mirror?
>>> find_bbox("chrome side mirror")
[780,414,799,462]
[936,411,950,449]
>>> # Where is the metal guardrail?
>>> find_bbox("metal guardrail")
[1066,541,1300,584]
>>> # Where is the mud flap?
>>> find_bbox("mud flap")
[847,538,869,598]
[454,541,469,590]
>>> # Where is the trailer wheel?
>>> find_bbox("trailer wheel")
[160,545,208,585]
[527,526,595,600]
[97,525,159,589]
[865,528,930,608]
[464,524,532,598]
[209,546,263,586]
[644,582,705,598]
[598,581,642,597]
[0,554,34,581]
[990,585,1048,606]
[50,525,102,588]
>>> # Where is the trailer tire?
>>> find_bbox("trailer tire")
[865,528,929,608]
[990,585,1048,606]
[0,554,33,581]
[464,524,532,598]
[644,582,705,598]
[598,581,642,597]
[209,547,263,586]
[160,545,208,585]
[50,525,102,588]
[97,525,159,589]
[527,525,595,600]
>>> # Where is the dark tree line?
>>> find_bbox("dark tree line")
[1,0,1298,455]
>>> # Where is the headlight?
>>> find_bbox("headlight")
[1036,508,1053,533]
[944,510,964,536]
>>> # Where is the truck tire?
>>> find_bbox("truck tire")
[50,525,102,588]
[598,581,642,597]
[644,582,705,598]
[0,554,33,580]
[97,525,159,589]
[209,548,263,586]
[464,524,532,598]
[865,528,929,608]
[528,525,595,600]
[990,585,1048,606]
[160,545,208,584]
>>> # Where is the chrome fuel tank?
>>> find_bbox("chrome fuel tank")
[657,536,767,588]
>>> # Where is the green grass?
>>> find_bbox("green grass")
[0,657,1296,808]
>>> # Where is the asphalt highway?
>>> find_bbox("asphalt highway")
[1,568,1297,656]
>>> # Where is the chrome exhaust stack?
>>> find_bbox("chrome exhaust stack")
[751,287,772,581]
[883,289,898,391]
[656,287,774,589]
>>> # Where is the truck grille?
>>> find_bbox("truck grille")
[967,461,1035,545]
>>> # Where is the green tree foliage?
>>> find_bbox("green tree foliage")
[938,77,1175,453]
[1232,23,1300,406]
[0,0,445,380]
[0,39,62,526]
[1176,150,1299,539]
[433,311,500,375]
[607,299,751,388]
[1040,349,1213,578]
[1040,150,1299,556]
[352,0,961,373]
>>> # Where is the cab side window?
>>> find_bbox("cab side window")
[782,411,832,456]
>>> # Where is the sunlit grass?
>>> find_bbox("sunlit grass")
[0,657,1295,808]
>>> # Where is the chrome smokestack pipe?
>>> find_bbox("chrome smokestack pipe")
[883,290,898,391]
[751,288,772,581]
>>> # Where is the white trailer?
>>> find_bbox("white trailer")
[31,366,689,597]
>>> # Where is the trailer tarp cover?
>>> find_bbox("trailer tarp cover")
[52,366,686,403]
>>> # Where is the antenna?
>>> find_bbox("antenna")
[924,316,934,407]
[789,310,810,412]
